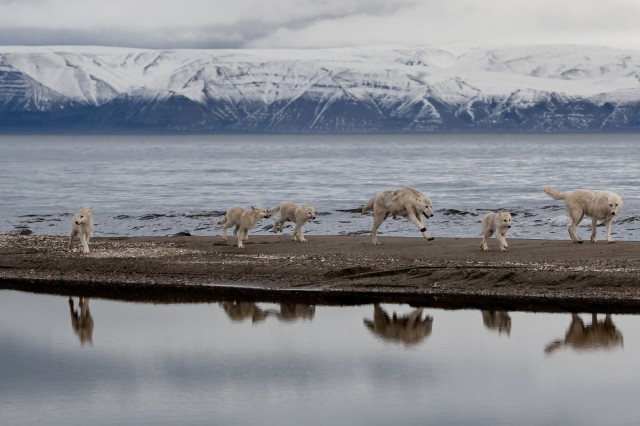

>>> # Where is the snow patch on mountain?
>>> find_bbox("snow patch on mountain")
[1,44,640,132]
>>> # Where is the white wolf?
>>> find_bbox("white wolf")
[218,205,271,248]
[362,187,434,245]
[479,210,512,252]
[270,202,316,242]
[69,207,93,253]
[543,187,624,243]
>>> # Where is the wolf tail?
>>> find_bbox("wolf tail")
[543,187,565,200]
[362,197,375,213]
[268,203,282,215]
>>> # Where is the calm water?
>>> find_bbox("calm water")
[1,133,639,240]
[1,290,639,426]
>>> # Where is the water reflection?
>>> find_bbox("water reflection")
[68,297,93,345]
[482,310,512,336]
[3,290,640,426]
[363,303,433,346]
[220,301,268,323]
[545,313,624,354]
[276,303,315,323]
[220,301,315,324]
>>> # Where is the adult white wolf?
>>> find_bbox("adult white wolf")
[362,187,434,245]
[218,205,271,248]
[270,202,316,242]
[543,186,624,243]
[479,210,512,251]
[69,207,93,253]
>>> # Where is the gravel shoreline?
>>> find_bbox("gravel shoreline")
[2,234,640,312]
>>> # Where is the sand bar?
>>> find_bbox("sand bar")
[1,234,640,313]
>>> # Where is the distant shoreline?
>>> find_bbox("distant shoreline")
[2,234,640,313]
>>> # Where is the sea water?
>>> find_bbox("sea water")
[1,133,639,240]
[1,290,639,426]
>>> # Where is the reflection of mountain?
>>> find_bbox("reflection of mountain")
[482,310,511,336]
[68,297,93,345]
[545,313,623,354]
[364,304,433,346]
[219,301,315,324]
[2,45,640,132]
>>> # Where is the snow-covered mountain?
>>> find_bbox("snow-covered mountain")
[1,44,640,132]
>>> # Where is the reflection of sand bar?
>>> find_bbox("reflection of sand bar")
[545,313,623,354]
[364,304,433,346]
[482,310,511,336]
[69,297,93,345]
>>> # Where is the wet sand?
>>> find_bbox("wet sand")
[1,233,640,312]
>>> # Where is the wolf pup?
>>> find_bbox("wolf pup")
[69,207,93,253]
[543,187,623,243]
[480,210,512,252]
[362,187,434,245]
[218,205,271,248]
[270,202,316,242]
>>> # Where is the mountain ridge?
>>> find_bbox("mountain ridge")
[1,44,639,132]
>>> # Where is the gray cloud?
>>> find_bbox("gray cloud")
[0,0,639,49]
[0,0,411,48]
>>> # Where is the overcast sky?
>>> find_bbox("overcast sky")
[1,0,640,50]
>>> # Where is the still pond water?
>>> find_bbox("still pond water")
[1,290,639,426]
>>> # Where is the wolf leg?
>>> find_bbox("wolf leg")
[69,229,77,251]
[295,222,307,242]
[407,213,433,241]
[370,212,387,245]
[221,221,229,241]
[79,233,90,253]
[605,219,615,243]
[497,232,508,252]
[237,228,245,248]
[590,217,598,243]
[480,226,492,251]
[567,205,584,243]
